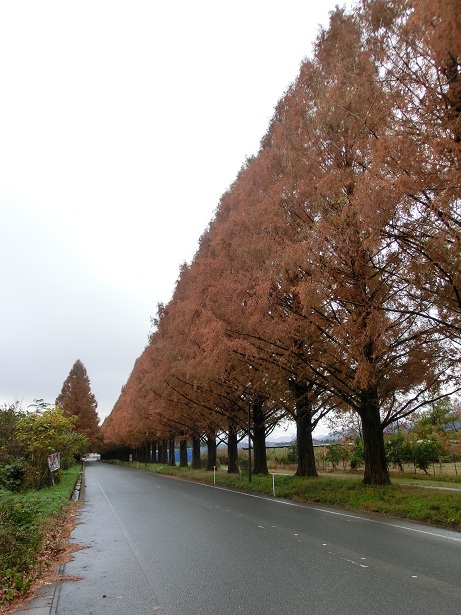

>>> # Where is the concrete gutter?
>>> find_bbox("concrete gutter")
[71,469,83,501]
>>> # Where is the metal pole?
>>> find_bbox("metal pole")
[248,395,252,483]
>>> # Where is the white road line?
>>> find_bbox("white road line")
[341,557,369,568]
[151,473,461,543]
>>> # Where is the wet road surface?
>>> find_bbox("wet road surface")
[33,461,461,614]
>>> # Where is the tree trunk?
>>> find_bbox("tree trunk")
[296,403,318,477]
[191,435,202,469]
[289,378,318,477]
[359,388,390,485]
[227,425,239,474]
[252,398,268,475]
[151,440,157,464]
[206,434,217,471]
[169,437,176,466]
[179,439,188,467]
[158,439,168,464]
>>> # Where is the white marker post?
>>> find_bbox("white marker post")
[272,470,275,497]
[213,466,216,484]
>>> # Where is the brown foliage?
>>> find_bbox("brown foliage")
[102,2,461,485]
[56,360,102,450]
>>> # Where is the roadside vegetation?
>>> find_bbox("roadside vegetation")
[0,465,82,609]
[0,400,93,609]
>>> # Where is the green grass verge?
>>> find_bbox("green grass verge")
[0,465,82,605]
[112,461,461,531]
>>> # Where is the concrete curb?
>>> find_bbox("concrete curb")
[71,469,83,501]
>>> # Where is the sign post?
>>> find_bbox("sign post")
[47,452,60,484]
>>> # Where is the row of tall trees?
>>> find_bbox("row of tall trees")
[102,0,461,485]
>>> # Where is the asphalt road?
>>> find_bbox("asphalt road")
[49,462,461,615]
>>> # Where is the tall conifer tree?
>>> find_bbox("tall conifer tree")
[56,359,101,449]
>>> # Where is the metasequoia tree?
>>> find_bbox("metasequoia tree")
[217,153,339,477]
[262,7,459,485]
[137,259,248,471]
[361,0,461,336]
[167,256,279,474]
[242,323,339,477]
[191,165,302,475]
[56,359,102,450]
[153,266,229,464]
[194,12,391,481]
[101,352,160,461]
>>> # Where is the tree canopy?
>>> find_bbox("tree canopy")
[102,0,461,485]
[56,359,102,450]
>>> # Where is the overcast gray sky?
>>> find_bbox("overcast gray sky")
[1,0,348,425]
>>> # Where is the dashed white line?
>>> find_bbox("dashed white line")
[341,557,369,568]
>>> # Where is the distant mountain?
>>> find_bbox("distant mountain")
[266,432,339,446]
[315,433,340,442]
[266,435,296,445]
[239,432,339,448]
